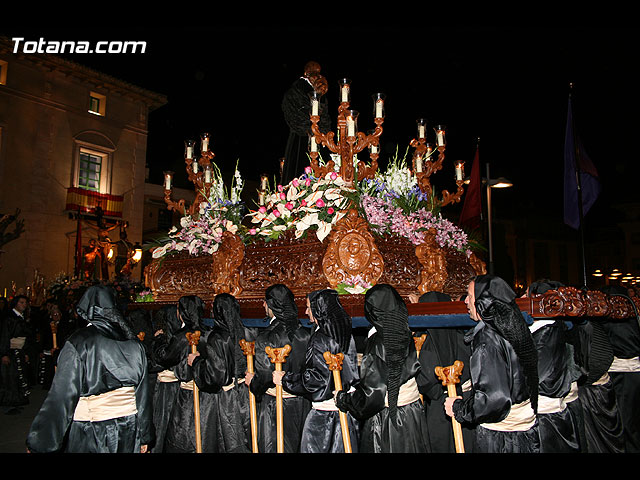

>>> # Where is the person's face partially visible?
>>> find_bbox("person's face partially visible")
[465,281,479,322]
[305,298,316,324]
[15,298,28,314]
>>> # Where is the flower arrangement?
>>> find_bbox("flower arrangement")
[246,166,354,243]
[336,274,372,295]
[135,288,154,302]
[357,152,472,256]
[150,162,245,259]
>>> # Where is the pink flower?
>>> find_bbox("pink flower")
[327,207,334,214]
[305,166,313,175]
[330,172,338,180]
[316,199,325,208]
[301,199,307,207]
[258,206,267,214]
[285,202,294,210]
[305,178,311,187]
[280,192,286,201]
[277,184,283,192]
[273,210,281,218]
[292,178,299,187]
[249,228,257,235]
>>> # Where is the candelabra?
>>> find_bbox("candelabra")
[410,119,465,207]
[309,79,385,184]
[164,133,217,215]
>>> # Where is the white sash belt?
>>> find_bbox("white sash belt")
[609,356,640,373]
[565,381,579,404]
[10,337,25,349]
[266,386,296,399]
[385,377,421,407]
[157,369,179,383]
[180,380,195,390]
[73,386,137,422]
[313,386,355,411]
[461,379,472,393]
[593,372,611,386]
[537,395,567,415]
[481,399,536,432]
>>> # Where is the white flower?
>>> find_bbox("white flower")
[316,221,332,242]
[296,212,319,230]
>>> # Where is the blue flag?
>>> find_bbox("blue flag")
[563,96,601,230]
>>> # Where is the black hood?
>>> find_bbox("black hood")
[308,289,351,353]
[76,284,135,341]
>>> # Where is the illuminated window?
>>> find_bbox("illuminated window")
[78,151,103,191]
[0,60,7,85]
[88,91,106,116]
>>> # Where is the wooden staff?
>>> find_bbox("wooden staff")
[435,360,465,453]
[265,344,291,453]
[50,321,58,350]
[413,333,427,403]
[323,351,352,453]
[187,330,202,453]
[239,339,259,453]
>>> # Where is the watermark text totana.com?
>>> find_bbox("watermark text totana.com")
[11,37,147,54]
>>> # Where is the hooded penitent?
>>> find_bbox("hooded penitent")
[308,289,352,353]
[473,275,539,413]
[177,295,206,331]
[76,284,135,341]
[364,284,412,423]
[265,284,299,337]
[213,293,247,377]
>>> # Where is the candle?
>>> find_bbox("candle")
[192,160,199,174]
[455,162,464,181]
[370,143,378,155]
[185,140,194,159]
[435,125,446,146]
[258,191,265,206]
[163,171,173,190]
[204,166,212,184]
[373,93,385,119]
[201,133,210,152]
[346,110,358,137]
[260,175,268,191]
[416,155,423,173]
[339,78,351,103]
[310,92,319,116]
[310,135,318,152]
[417,119,426,139]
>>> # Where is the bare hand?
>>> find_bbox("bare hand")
[444,396,462,417]
[187,352,200,366]
[272,370,285,386]
[140,444,148,453]
[245,371,254,386]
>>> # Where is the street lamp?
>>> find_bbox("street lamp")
[485,163,513,275]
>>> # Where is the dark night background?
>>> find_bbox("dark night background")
[3,25,639,282]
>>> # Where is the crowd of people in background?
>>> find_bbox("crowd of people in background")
[2,277,638,453]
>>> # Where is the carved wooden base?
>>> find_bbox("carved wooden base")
[144,208,484,310]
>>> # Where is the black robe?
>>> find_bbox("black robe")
[282,327,360,453]
[566,319,625,453]
[0,309,33,407]
[530,319,581,453]
[452,320,540,453]
[26,286,153,453]
[249,317,311,453]
[416,327,475,453]
[601,316,640,453]
[191,324,251,453]
[160,326,219,453]
[336,327,429,453]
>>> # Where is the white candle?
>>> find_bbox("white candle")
[341,85,349,103]
[192,161,199,174]
[205,168,212,184]
[310,135,318,152]
[375,100,383,118]
[418,124,426,139]
[416,156,422,173]
[164,174,172,190]
[455,163,464,181]
[371,143,378,155]
[347,118,355,137]
[311,98,319,116]
[258,191,265,205]
[260,176,268,190]
[186,146,193,159]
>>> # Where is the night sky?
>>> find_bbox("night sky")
[4,26,638,229]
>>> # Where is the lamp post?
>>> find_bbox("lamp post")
[485,163,513,276]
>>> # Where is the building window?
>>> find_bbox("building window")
[78,151,103,191]
[0,60,7,85]
[88,91,106,116]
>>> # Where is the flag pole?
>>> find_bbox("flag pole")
[569,83,588,288]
